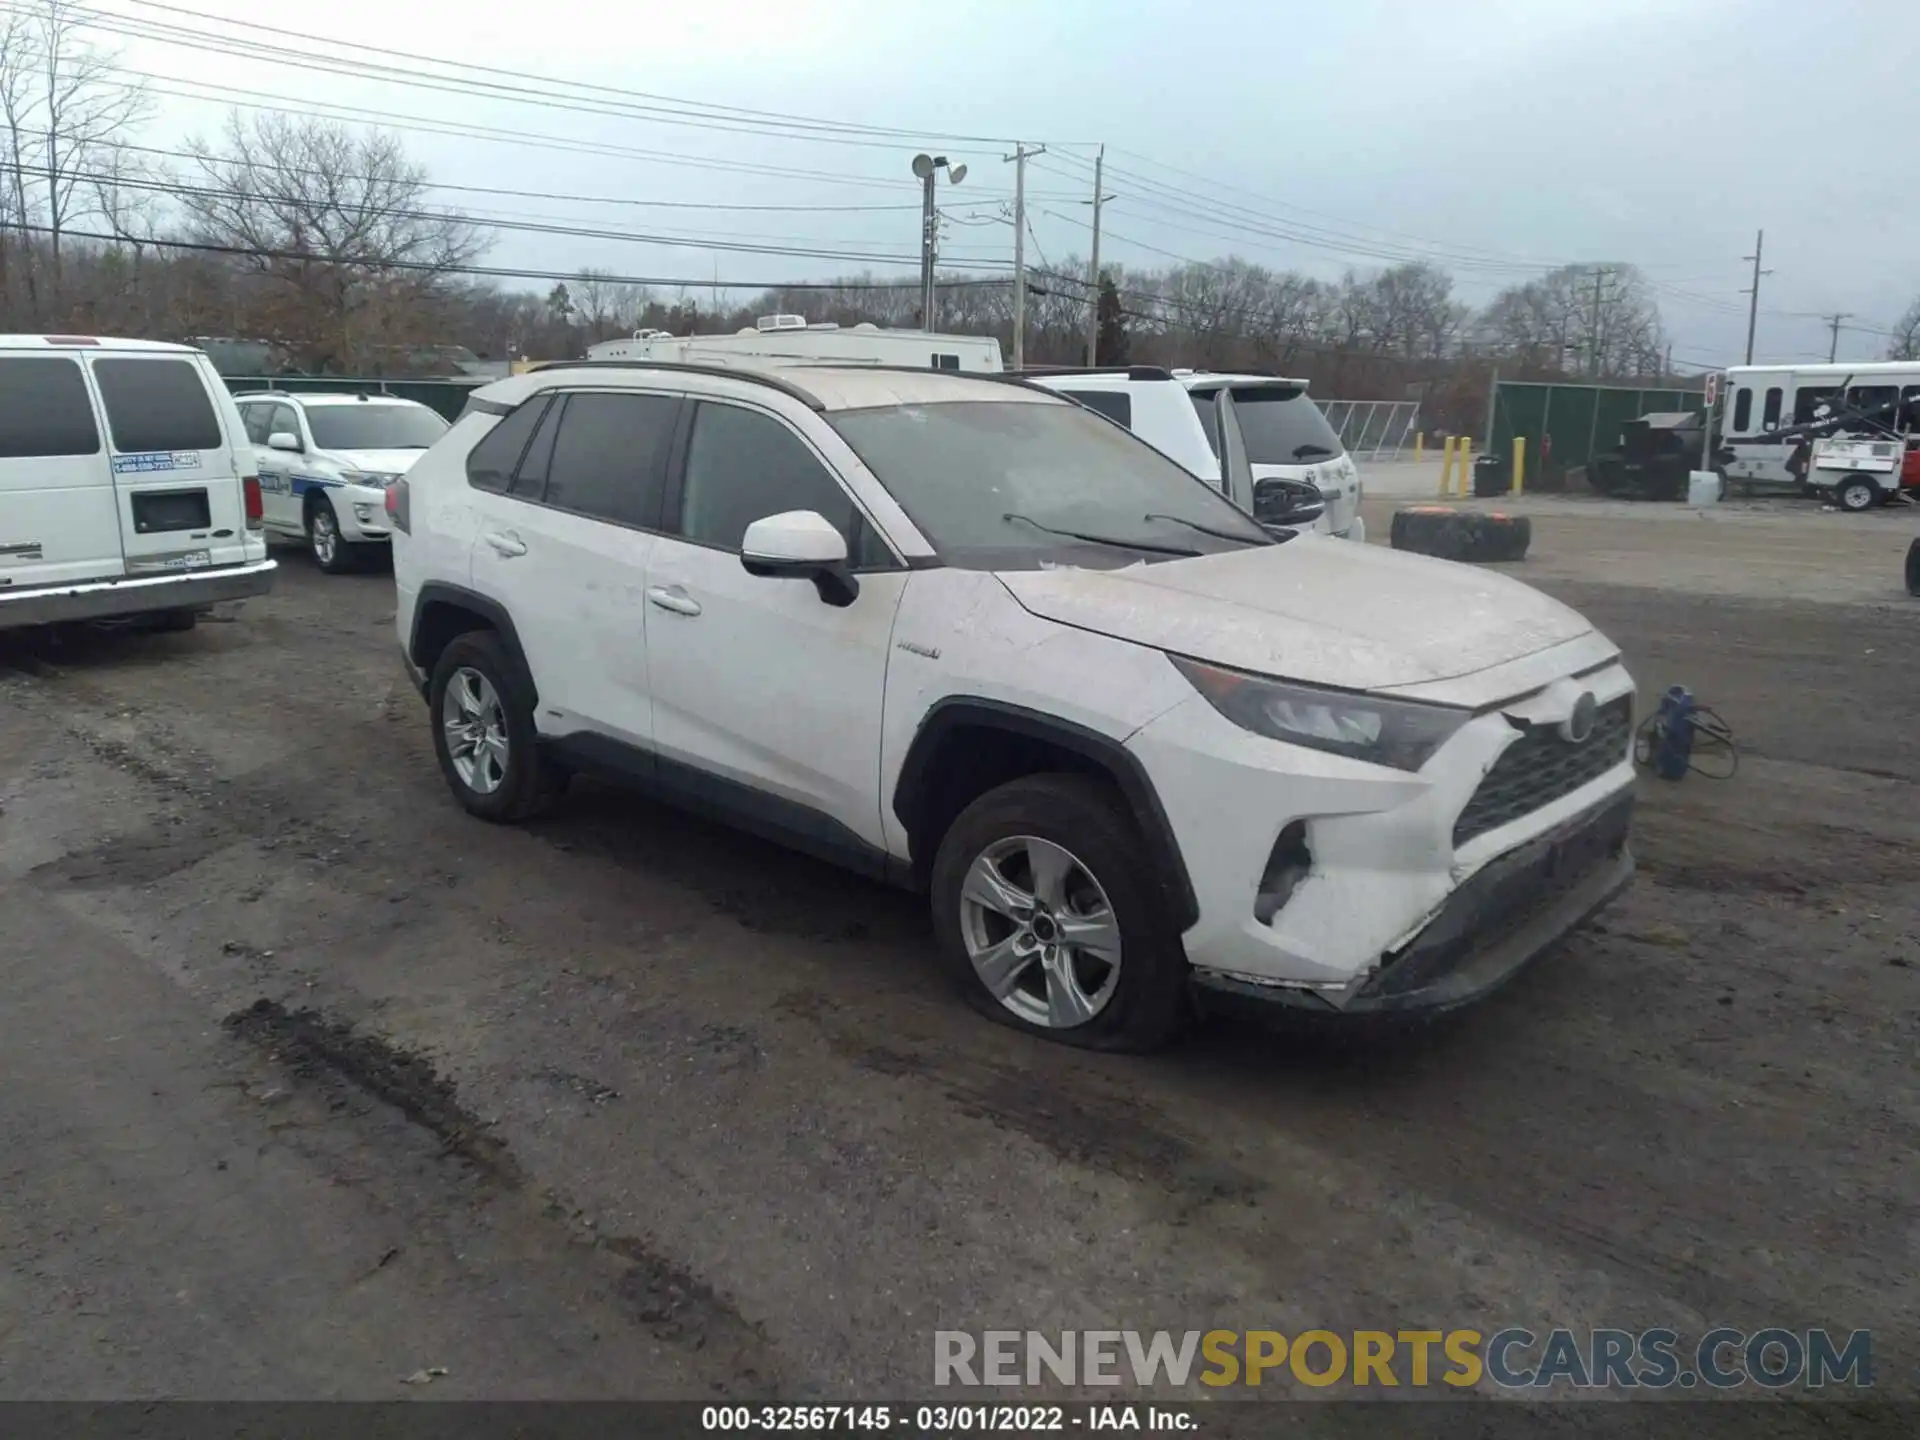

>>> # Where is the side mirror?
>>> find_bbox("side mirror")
[740,509,859,607]
[1252,476,1325,530]
[268,431,302,453]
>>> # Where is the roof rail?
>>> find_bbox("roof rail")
[781,362,1072,403]
[527,358,826,410]
[1006,364,1176,382]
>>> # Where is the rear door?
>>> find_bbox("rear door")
[87,353,252,575]
[0,352,120,588]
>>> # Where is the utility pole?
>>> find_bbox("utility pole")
[1824,311,1852,363]
[1084,145,1108,366]
[917,164,937,330]
[1587,266,1612,378]
[1742,229,1771,364]
[1005,142,1044,368]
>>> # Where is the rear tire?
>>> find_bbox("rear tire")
[152,608,198,633]
[1906,537,1920,597]
[929,774,1188,1053]
[427,630,561,823]
[1834,475,1879,513]
[306,495,356,573]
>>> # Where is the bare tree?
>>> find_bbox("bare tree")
[1885,298,1920,361]
[0,0,150,314]
[1478,263,1665,378]
[177,110,485,371]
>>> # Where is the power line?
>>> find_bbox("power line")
[6,222,1015,292]
[46,0,1036,148]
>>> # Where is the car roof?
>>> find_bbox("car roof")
[246,392,431,408]
[474,361,1060,414]
[0,334,202,354]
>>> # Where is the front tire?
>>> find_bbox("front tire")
[930,774,1188,1052]
[306,496,356,573]
[427,631,560,822]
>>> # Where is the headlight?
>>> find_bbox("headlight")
[339,470,401,488]
[1171,656,1471,771]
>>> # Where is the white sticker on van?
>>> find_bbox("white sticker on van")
[112,451,202,474]
[127,549,212,574]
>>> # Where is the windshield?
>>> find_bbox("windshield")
[1191,386,1343,464]
[305,404,449,451]
[828,400,1272,570]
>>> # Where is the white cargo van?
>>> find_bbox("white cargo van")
[0,336,275,631]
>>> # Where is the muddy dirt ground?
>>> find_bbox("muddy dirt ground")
[1,504,1915,1421]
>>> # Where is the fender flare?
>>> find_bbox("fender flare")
[409,582,538,707]
[892,697,1198,930]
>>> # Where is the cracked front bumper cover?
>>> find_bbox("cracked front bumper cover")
[1194,789,1635,1016]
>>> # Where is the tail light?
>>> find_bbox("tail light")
[385,476,411,534]
[242,474,263,529]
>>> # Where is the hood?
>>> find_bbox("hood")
[331,447,430,476]
[996,537,1595,691]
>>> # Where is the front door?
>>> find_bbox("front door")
[643,399,904,864]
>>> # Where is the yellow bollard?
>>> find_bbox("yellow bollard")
[1415,430,1425,462]
[1458,439,1472,497]
[1439,436,1455,496]
[1511,435,1526,496]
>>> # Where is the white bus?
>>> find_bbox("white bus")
[585,314,1004,373]
[1719,360,1920,491]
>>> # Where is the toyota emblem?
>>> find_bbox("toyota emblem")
[1559,692,1598,744]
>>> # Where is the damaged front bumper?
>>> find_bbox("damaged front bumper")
[1192,790,1634,1016]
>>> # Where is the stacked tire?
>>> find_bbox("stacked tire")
[1389,506,1531,563]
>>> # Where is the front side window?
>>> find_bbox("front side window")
[305,404,449,451]
[829,399,1271,571]
[270,405,303,446]
[1732,386,1753,432]
[1762,387,1782,429]
[672,402,887,565]
[0,356,99,458]
[91,358,223,452]
[240,403,274,445]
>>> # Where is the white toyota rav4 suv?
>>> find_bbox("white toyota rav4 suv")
[390,362,1636,1050]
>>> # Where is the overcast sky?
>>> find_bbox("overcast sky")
[97,0,1919,368]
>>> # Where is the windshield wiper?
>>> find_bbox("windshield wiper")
[1292,443,1336,459]
[1002,512,1199,557]
[1142,512,1271,546]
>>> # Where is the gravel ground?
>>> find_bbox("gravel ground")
[1,515,1915,1421]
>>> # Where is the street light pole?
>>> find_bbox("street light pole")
[911,154,966,331]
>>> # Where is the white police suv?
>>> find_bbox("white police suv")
[235,392,449,572]
[388,361,1636,1051]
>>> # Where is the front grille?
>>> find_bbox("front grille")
[1453,697,1631,847]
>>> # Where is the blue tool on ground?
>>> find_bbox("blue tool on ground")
[1635,685,1738,781]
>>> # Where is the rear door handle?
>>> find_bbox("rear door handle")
[484,531,527,557]
[646,584,702,617]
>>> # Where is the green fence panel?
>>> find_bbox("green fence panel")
[1490,381,1705,473]
[222,376,486,423]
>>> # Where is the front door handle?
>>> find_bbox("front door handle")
[646,584,702,617]
[484,531,527,557]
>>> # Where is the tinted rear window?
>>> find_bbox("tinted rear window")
[1206,387,1343,464]
[465,397,550,493]
[91,358,223,453]
[0,356,101,457]
[1069,390,1133,427]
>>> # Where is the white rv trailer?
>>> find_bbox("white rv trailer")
[1719,360,1920,491]
[585,314,1004,373]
